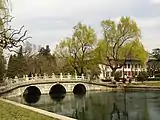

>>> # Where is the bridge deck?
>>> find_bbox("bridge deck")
[0,79,117,94]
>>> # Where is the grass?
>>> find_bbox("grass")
[0,100,58,120]
[131,81,160,86]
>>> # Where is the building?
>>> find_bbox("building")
[147,54,160,77]
[99,59,145,79]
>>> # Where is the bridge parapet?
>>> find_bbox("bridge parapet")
[0,73,89,92]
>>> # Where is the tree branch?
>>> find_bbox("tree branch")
[0,16,32,51]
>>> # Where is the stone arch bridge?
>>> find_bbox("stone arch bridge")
[0,73,116,98]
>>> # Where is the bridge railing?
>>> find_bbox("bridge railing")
[0,73,90,90]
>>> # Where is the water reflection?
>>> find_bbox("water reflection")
[50,94,66,102]
[8,91,160,120]
[23,86,41,104]
[23,94,40,103]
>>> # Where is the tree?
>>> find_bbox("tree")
[147,48,160,77]
[32,45,57,75]
[39,45,51,56]
[16,46,27,77]
[0,0,10,14]
[0,0,9,81]
[99,16,146,77]
[137,71,148,82]
[7,54,18,78]
[22,41,39,75]
[23,41,37,56]
[55,22,97,75]
[152,48,160,60]
[7,46,28,78]
[0,0,31,52]
[0,52,5,82]
[0,1,31,82]
[0,17,31,52]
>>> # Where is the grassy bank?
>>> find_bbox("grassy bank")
[0,99,58,120]
[131,81,160,86]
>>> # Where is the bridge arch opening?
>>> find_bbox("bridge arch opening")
[49,84,66,101]
[23,86,41,103]
[73,84,86,95]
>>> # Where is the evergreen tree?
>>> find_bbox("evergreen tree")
[0,52,5,82]
[7,55,18,78]
[7,46,27,78]
[16,46,27,77]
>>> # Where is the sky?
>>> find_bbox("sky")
[10,0,160,52]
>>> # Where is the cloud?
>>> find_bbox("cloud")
[9,0,160,52]
[151,0,160,4]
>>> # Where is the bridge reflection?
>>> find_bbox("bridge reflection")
[22,83,87,103]
[8,91,153,120]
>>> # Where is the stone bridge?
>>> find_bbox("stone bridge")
[0,73,116,98]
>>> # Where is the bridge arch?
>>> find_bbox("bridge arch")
[23,86,41,96]
[23,86,41,103]
[49,84,66,100]
[73,83,86,95]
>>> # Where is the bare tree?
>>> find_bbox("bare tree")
[0,15,31,52]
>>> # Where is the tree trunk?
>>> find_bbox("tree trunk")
[74,66,80,76]
[80,67,84,76]
[111,68,117,77]
[111,68,117,83]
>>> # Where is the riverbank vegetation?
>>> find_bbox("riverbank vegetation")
[0,99,58,120]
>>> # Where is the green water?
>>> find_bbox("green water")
[9,91,160,120]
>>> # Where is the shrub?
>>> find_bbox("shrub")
[137,71,148,82]
[147,77,160,81]
[114,71,122,82]
[155,73,160,77]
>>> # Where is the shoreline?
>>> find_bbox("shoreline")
[0,84,160,120]
[125,84,160,91]
[0,98,76,120]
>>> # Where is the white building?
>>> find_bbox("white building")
[99,59,146,79]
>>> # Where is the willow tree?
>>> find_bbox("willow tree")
[0,0,9,82]
[99,16,147,77]
[0,0,9,14]
[55,22,97,75]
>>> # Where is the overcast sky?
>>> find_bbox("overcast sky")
[10,0,160,52]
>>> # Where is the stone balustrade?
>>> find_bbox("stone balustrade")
[2,73,89,87]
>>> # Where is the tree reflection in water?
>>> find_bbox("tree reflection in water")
[110,85,128,120]
[110,103,120,120]
[72,94,86,120]
[15,85,153,120]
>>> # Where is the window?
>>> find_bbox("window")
[132,71,135,76]
[128,64,130,68]
[128,71,131,76]
[124,64,127,68]
[135,71,138,76]
[135,64,137,68]
[124,71,127,75]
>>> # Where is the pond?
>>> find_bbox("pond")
[8,91,160,120]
